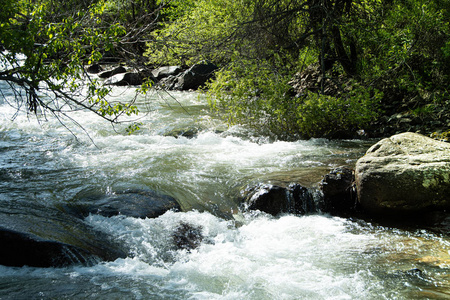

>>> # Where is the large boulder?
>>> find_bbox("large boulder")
[241,183,316,216]
[0,201,126,267]
[156,61,218,91]
[355,132,450,216]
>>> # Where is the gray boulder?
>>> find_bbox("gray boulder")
[174,61,218,90]
[355,132,450,216]
[156,61,218,91]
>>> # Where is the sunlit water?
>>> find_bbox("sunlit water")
[0,82,449,299]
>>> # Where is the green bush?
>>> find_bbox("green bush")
[207,60,381,139]
[147,0,448,139]
[291,88,382,138]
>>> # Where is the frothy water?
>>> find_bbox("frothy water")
[1,211,449,299]
[0,83,449,299]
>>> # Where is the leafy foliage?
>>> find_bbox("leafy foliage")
[145,0,251,66]
[151,0,449,138]
[2,0,448,138]
[0,0,141,123]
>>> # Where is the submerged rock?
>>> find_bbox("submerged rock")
[0,201,126,267]
[60,189,181,219]
[163,127,201,139]
[355,132,450,216]
[242,183,315,216]
[172,222,204,251]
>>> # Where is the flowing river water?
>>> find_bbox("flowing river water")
[0,82,449,299]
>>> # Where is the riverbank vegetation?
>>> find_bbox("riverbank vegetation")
[1,0,449,139]
[147,0,449,139]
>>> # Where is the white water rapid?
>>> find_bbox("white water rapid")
[0,82,449,299]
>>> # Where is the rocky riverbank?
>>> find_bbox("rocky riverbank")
[243,132,450,233]
[87,60,218,91]
[92,60,449,140]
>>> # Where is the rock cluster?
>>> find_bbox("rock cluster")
[242,133,449,229]
[2,132,448,268]
[86,61,218,90]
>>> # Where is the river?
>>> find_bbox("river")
[0,82,449,299]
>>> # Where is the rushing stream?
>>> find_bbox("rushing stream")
[0,82,449,299]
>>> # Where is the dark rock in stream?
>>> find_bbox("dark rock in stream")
[156,61,218,90]
[320,166,358,216]
[98,66,127,79]
[86,63,104,74]
[0,201,126,268]
[105,72,143,86]
[172,222,204,251]
[241,183,316,216]
[163,127,201,139]
[59,189,181,219]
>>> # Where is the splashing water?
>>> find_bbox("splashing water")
[0,84,449,299]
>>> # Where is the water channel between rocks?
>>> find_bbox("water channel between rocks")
[0,84,449,299]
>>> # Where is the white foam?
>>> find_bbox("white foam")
[84,211,384,299]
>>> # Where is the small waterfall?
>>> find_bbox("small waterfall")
[242,183,318,216]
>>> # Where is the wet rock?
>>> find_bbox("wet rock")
[151,66,183,80]
[0,201,126,267]
[172,222,204,251]
[157,75,178,90]
[86,64,103,74]
[98,66,127,79]
[60,189,181,219]
[242,183,315,216]
[320,166,357,215]
[355,132,450,216]
[174,61,218,90]
[105,72,143,86]
[156,61,218,91]
[163,127,200,139]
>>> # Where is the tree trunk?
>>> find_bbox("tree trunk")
[331,25,356,76]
